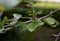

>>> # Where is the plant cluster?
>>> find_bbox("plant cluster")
[0,1,60,33]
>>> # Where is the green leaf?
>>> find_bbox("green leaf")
[43,17,59,27]
[19,22,28,31]
[2,16,8,27]
[13,14,22,20]
[27,20,44,32]
[36,10,43,14]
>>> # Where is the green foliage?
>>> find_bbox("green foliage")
[0,1,60,34]
[0,1,60,41]
[36,10,43,14]
[0,10,60,33]
[19,22,28,31]
[0,16,10,33]
[27,20,44,32]
[17,20,44,32]
[43,17,59,27]
[2,16,8,27]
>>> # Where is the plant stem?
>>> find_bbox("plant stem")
[52,32,60,41]
[25,8,60,23]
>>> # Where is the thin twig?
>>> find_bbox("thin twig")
[52,32,60,41]
[24,19,33,23]
[25,8,60,23]
[3,25,11,28]
[39,8,60,20]
[21,17,32,19]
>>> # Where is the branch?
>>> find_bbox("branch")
[39,8,60,20]
[21,17,32,20]
[24,19,33,23]
[25,8,60,23]
[52,32,60,41]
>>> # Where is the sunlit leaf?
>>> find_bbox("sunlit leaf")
[27,20,44,32]
[10,14,22,25]
[13,14,22,20]
[43,17,59,27]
